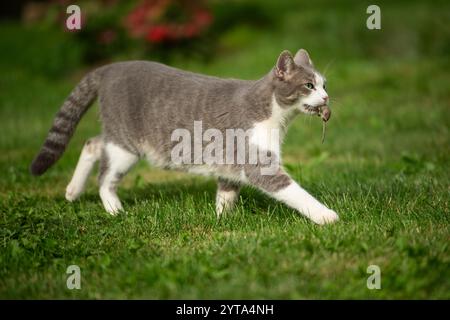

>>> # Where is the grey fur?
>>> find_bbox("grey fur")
[31,49,328,208]
[217,178,241,193]
[30,71,100,175]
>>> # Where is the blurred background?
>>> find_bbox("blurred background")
[1,0,448,74]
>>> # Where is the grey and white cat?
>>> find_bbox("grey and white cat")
[30,49,339,225]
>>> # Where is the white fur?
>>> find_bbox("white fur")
[99,143,138,214]
[295,73,329,114]
[140,142,168,167]
[216,189,239,216]
[66,139,102,201]
[247,92,339,224]
[187,165,214,176]
[250,94,295,156]
[250,81,328,155]
[273,182,339,225]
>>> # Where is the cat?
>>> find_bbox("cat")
[30,49,339,225]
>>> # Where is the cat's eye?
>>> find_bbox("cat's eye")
[305,83,314,90]
[323,84,326,90]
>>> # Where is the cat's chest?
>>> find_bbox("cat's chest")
[249,119,284,155]
[249,96,293,156]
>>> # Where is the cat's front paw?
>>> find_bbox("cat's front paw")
[65,183,81,202]
[310,209,339,225]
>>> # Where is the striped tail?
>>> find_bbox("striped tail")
[30,70,100,176]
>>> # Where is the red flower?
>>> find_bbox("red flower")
[183,23,199,38]
[146,25,171,43]
[126,6,151,37]
[195,10,213,27]
[124,0,214,43]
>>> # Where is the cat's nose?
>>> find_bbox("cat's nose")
[322,96,329,104]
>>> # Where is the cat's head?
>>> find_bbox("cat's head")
[272,49,330,121]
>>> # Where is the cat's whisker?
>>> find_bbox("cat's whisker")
[329,98,343,108]
[322,59,335,78]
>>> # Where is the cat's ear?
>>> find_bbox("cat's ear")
[275,50,295,80]
[294,49,313,67]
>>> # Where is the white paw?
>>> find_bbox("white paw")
[65,183,82,202]
[216,205,225,217]
[310,208,339,225]
[215,191,238,217]
[101,195,123,215]
[103,201,123,215]
[216,200,235,217]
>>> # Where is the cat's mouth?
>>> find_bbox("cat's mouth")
[303,104,331,122]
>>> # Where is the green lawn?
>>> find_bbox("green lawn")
[0,0,449,299]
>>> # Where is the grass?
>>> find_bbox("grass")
[0,0,449,299]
